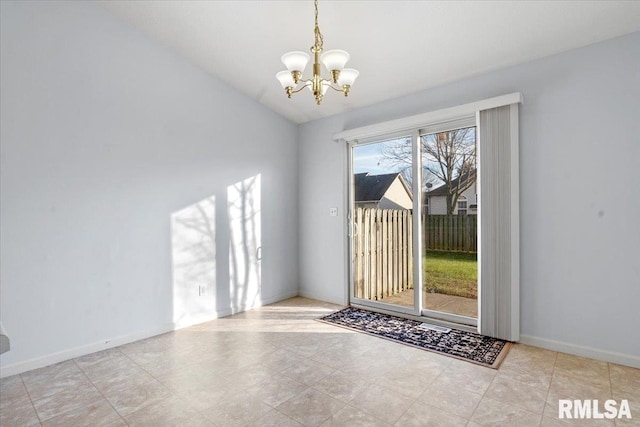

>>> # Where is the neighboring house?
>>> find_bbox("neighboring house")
[425,171,477,215]
[354,172,413,210]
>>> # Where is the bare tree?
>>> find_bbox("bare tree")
[382,127,476,214]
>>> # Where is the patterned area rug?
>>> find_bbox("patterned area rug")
[318,307,510,368]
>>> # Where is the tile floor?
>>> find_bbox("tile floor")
[1,297,638,426]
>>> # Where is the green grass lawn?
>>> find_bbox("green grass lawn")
[424,250,477,299]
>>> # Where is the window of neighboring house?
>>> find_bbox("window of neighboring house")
[457,196,467,215]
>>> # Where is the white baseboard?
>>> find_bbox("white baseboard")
[172,290,299,329]
[0,290,299,378]
[0,324,174,378]
[213,290,300,319]
[297,289,346,306]
[519,334,640,369]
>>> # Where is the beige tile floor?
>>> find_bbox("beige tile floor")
[1,297,638,426]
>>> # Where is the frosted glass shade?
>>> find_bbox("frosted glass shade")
[338,68,359,86]
[281,51,310,73]
[276,71,296,89]
[320,49,350,71]
[305,81,329,95]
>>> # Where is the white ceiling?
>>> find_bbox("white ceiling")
[98,1,640,124]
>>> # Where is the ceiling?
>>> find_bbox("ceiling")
[97,1,640,124]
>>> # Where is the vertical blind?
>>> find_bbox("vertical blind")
[478,104,520,341]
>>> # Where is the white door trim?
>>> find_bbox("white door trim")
[334,93,522,142]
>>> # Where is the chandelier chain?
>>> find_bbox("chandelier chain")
[313,0,324,50]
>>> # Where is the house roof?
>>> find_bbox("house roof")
[427,170,477,196]
[355,173,412,202]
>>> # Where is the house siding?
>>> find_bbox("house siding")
[428,183,477,215]
[378,177,413,210]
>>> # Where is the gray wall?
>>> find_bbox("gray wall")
[0,1,298,370]
[299,32,640,361]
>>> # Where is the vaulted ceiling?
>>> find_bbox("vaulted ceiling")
[98,1,640,124]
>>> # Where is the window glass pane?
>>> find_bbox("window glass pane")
[352,137,415,309]
[421,126,478,319]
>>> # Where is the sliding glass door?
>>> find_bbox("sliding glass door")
[349,123,478,326]
[349,136,417,314]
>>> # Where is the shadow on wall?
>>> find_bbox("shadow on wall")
[228,175,262,313]
[171,174,261,327]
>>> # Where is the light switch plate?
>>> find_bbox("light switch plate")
[329,207,338,217]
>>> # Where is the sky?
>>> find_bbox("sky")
[353,138,409,175]
[353,129,476,189]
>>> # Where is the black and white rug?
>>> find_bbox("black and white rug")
[318,307,510,368]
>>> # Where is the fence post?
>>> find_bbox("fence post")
[390,210,396,297]
[375,209,382,300]
[380,209,389,298]
[369,208,377,300]
[365,209,371,299]
[402,210,408,291]
[355,208,362,298]
[408,210,413,290]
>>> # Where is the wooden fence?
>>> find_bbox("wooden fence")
[353,208,413,301]
[353,209,477,301]
[423,214,477,252]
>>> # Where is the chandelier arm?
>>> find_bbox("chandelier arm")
[291,85,309,94]
[325,83,346,93]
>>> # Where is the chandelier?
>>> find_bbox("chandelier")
[276,0,359,105]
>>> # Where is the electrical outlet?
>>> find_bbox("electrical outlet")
[329,207,338,217]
